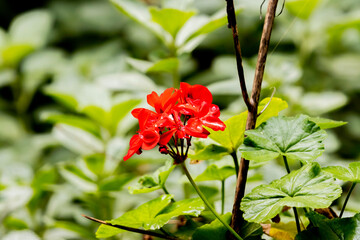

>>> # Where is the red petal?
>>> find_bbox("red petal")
[185,118,209,138]
[190,85,213,104]
[202,116,226,131]
[131,108,146,118]
[141,129,160,150]
[137,109,159,130]
[147,91,161,112]
[159,128,176,145]
[123,135,142,161]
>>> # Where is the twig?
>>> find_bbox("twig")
[82,215,180,240]
[225,0,251,110]
[228,0,279,238]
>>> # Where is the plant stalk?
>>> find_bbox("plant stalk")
[283,156,291,173]
[293,207,301,233]
[221,180,225,215]
[339,182,357,218]
[230,151,240,178]
[228,0,279,236]
[282,156,301,233]
[180,163,243,240]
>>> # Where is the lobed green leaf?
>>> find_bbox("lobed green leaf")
[323,162,360,183]
[241,162,342,223]
[295,212,360,240]
[96,195,204,238]
[208,97,288,153]
[240,115,327,163]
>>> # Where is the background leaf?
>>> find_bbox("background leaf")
[195,164,235,182]
[129,160,175,194]
[150,8,195,39]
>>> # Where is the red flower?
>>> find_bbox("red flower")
[123,82,226,162]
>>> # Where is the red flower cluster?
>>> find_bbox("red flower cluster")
[123,83,226,162]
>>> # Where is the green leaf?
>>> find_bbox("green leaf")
[97,195,204,238]
[150,8,195,38]
[189,142,229,161]
[9,10,53,48]
[193,213,232,240]
[54,221,96,240]
[240,115,327,163]
[53,124,104,155]
[41,112,101,137]
[208,97,288,152]
[285,0,321,19]
[108,99,141,134]
[195,164,235,182]
[3,217,28,230]
[83,154,105,176]
[110,0,164,41]
[295,212,360,240]
[240,162,342,223]
[177,9,242,53]
[308,117,347,129]
[323,162,360,183]
[147,58,179,73]
[155,198,205,227]
[256,97,289,128]
[193,213,262,240]
[1,44,34,67]
[98,175,133,192]
[129,161,175,194]
[111,194,173,229]
[127,57,179,73]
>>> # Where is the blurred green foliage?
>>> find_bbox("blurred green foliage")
[0,0,359,239]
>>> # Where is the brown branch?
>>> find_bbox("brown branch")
[82,215,180,240]
[225,0,251,110]
[228,0,279,238]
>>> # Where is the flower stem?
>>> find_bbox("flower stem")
[230,151,239,179]
[282,156,300,233]
[180,162,243,240]
[221,180,225,215]
[340,182,357,218]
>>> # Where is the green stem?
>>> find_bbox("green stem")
[162,185,175,203]
[283,156,291,173]
[230,151,239,179]
[180,163,243,240]
[293,207,301,233]
[221,180,225,215]
[340,182,357,218]
[283,156,300,233]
